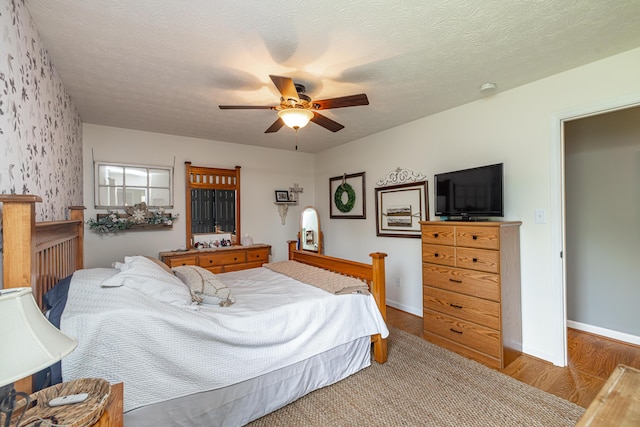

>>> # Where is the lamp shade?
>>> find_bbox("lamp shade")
[278,108,314,129]
[0,288,77,387]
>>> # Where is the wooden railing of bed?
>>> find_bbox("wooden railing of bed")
[1,195,85,393]
[288,241,388,364]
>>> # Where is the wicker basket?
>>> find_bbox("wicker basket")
[17,378,111,427]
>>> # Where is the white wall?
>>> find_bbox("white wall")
[314,47,640,363]
[83,124,314,267]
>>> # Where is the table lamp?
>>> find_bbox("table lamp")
[0,287,77,427]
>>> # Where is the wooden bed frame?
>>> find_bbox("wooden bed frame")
[287,241,388,363]
[1,195,388,385]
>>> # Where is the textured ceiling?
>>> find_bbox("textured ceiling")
[25,0,640,153]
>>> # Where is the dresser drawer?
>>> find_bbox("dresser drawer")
[199,251,247,268]
[422,244,456,267]
[245,248,269,263]
[421,225,455,246]
[456,247,499,273]
[423,286,500,329]
[422,264,500,301]
[422,331,501,369]
[423,309,501,359]
[456,226,499,249]
[163,255,197,267]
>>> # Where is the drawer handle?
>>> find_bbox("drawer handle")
[449,303,463,309]
[449,278,462,283]
[209,260,213,264]
[433,233,439,238]
[472,258,478,262]
[472,235,478,240]
[234,257,238,261]
[434,253,439,258]
[450,328,463,334]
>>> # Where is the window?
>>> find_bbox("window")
[94,162,173,208]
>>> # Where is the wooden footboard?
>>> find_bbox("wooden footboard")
[287,241,388,363]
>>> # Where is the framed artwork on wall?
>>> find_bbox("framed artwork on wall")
[329,172,366,219]
[375,181,428,238]
[275,190,290,202]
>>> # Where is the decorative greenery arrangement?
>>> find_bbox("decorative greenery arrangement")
[334,183,356,213]
[87,203,178,234]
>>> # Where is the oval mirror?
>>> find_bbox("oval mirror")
[299,206,323,253]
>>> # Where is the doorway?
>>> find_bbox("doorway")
[551,94,640,366]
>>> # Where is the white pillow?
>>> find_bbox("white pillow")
[172,265,235,306]
[102,255,192,306]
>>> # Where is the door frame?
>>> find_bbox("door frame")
[550,92,640,366]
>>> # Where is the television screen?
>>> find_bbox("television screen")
[434,163,503,219]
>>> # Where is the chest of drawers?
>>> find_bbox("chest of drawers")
[160,244,271,274]
[420,221,521,369]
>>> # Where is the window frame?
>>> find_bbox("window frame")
[94,161,174,209]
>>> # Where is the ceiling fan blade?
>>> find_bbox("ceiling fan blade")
[313,94,369,110]
[311,112,344,132]
[265,118,285,133]
[269,75,299,101]
[219,105,275,110]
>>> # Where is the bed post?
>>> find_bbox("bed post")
[370,252,388,363]
[0,195,41,290]
[69,206,85,270]
[287,240,297,258]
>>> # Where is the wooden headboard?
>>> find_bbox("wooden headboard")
[0,195,84,393]
[1,195,85,308]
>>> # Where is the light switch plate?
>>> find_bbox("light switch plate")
[535,209,546,224]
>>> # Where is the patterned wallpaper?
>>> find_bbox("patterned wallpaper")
[0,0,83,285]
[0,0,83,222]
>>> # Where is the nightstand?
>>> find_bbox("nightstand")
[93,383,123,427]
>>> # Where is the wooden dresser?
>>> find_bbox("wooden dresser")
[420,221,522,369]
[160,244,271,273]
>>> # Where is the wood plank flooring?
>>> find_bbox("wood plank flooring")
[385,306,640,408]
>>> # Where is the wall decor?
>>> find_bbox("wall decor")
[375,181,428,238]
[329,172,366,219]
[376,167,428,187]
[87,203,178,234]
[275,190,290,202]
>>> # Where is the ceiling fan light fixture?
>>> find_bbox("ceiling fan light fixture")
[278,108,314,130]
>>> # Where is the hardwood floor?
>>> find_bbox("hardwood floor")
[386,306,640,408]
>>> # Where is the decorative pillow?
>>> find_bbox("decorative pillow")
[172,265,235,306]
[102,255,192,306]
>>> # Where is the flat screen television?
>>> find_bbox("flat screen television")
[434,163,503,219]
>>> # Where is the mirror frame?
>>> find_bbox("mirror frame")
[299,206,323,254]
[185,162,241,249]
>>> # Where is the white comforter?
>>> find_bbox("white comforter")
[60,264,388,412]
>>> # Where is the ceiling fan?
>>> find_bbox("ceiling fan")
[219,75,369,133]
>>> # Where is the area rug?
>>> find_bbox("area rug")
[248,327,585,426]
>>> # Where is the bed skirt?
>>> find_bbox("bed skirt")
[124,337,371,426]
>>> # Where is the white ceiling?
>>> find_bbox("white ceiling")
[25,1,640,153]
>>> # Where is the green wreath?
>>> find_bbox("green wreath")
[334,183,356,213]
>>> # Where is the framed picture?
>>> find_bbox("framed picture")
[375,181,428,238]
[275,190,289,202]
[329,172,366,219]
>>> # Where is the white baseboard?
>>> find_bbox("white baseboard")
[386,300,422,318]
[567,320,640,346]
